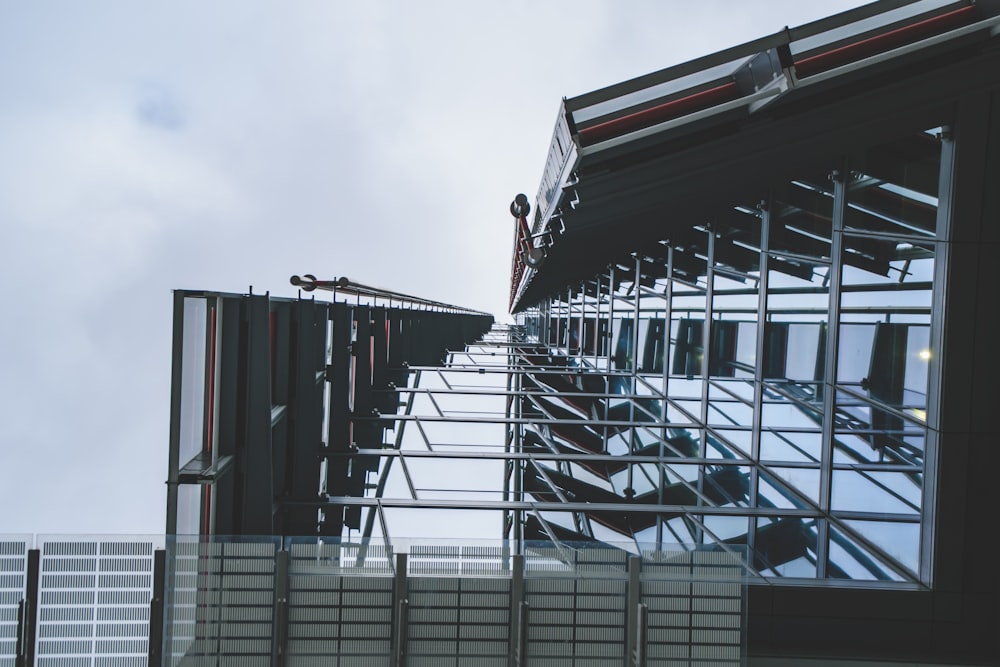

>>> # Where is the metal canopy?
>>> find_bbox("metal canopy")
[509,0,1000,312]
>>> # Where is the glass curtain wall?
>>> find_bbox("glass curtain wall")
[516,127,944,583]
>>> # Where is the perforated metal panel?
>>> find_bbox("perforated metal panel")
[407,576,510,667]
[165,537,277,667]
[6,537,744,664]
[35,537,157,667]
[524,547,628,666]
[286,541,394,665]
[0,537,28,667]
[642,550,744,666]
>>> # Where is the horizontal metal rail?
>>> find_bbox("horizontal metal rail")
[292,497,920,522]
[324,447,921,473]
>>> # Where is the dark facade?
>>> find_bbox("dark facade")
[165,283,494,539]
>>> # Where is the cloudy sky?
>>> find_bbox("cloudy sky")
[0,0,869,535]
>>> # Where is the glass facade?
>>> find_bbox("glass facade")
[5,1,1000,664]
[516,127,945,583]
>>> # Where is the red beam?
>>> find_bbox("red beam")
[579,81,740,145]
[795,4,979,78]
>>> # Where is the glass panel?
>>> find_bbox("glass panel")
[827,525,906,582]
[703,515,750,542]
[842,519,920,574]
[704,465,751,507]
[760,391,823,430]
[838,131,938,472]
[830,470,921,514]
[756,473,812,511]
[178,297,209,467]
[770,178,835,261]
[768,466,821,504]
[175,480,203,537]
[638,317,667,374]
[709,429,753,457]
[613,318,635,371]
[707,380,754,428]
[711,269,758,380]
[751,518,818,578]
[845,130,941,237]
[762,260,830,435]
[760,430,822,463]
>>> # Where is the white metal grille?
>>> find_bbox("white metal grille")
[0,537,28,667]
[165,537,277,667]
[35,537,158,667]
[524,547,628,666]
[286,542,394,666]
[642,550,744,666]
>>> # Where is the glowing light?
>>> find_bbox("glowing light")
[918,349,932,361]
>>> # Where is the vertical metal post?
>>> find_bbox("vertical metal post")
[657,246,673,547]
[544,298,551,347]
[393,553,408,666]
[147,549,166,666]
[625,555,641,667]
[555,294,563,352]
[16,549,39,667]
[701,226,715,447]
[514,368,524,554]
[818,168,848,577]
[695,226,716,547]
[567,286,573,353]
[578,281,586,362]
[634,604,648,667]
[396,599,409,666]
[604,265,616,456]
[632,255,642,375]
[509,554,525,667]
[749,201,772,560]
[166,292,186,534]
[503,364,514,547]
[594,274,602,366]
[922,124,955,584]
[515,603,530,667]
[607,265,616,374]
[271,549,290,666]
[629,256,642,495]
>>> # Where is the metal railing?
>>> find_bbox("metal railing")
[2,535,745,666]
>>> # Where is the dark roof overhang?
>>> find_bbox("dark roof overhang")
[510,0,1000,312]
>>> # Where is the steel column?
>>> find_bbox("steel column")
[15,549,38,667]
[271,549,290,666]
[818,168,849,577]
[147,549,166,666]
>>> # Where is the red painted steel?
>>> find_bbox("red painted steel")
[795,4,979,78]
[579,81,740,145]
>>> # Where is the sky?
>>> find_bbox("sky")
[0,0,870,535]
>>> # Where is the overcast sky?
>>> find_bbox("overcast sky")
[0,1,869,535]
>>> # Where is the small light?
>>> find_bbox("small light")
[918,349,932,361]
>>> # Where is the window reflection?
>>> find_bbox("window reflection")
[512,126,942,583]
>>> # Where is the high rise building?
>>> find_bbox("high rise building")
[159,1,1000,663]
[5,1,998,665]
